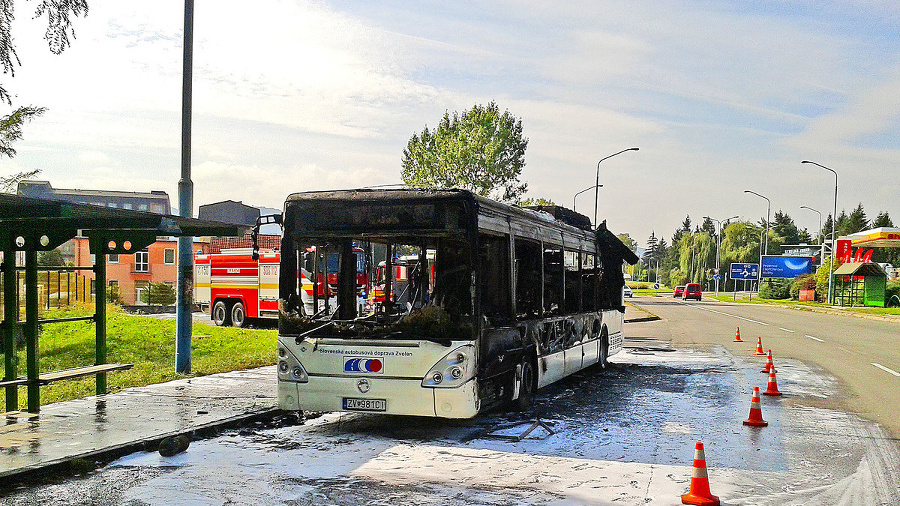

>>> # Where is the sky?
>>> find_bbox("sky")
[3,0,899,246]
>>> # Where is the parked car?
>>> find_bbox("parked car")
[683,283,702,301]
[674,285,685,297]
[623,285,633,298]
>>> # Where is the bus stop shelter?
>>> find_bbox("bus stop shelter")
[832,262,887,308]
[1,194,244,413]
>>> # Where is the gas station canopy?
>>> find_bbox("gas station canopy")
[840,227,900,249]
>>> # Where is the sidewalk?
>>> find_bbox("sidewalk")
[0,366,278,485]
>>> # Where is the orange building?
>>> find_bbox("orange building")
[69,237,178,306]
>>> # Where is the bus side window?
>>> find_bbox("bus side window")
[543,247,563,315]
[515,238,542,318]
[478,233,511,321]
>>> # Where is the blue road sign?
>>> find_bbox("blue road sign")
[730,263,759,280]
[713,274,721,281]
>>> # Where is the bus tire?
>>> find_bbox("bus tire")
[599,329,609,369]
[213,300,230,327]
[515,359,536,411]
[231,301,246,328]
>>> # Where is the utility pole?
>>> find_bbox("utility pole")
[175,0,195,374]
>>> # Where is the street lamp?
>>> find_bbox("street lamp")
[744,190,770,293]
[704,215,738,295]
[800,205,824,267]
[573,184,602,212]
[802,160,838,305]
[594,147,639,227]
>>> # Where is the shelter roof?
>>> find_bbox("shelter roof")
[833,262,887,277]
[1,193,244,236]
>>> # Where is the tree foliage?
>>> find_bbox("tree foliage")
[401,102,528,203]
[0,105,44,192]
[1,0,88,104]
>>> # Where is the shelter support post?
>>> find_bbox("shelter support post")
[3,246,18,411]
[94,251,107,395]
[25,250,39,412]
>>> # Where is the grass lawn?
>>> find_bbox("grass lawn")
[2,303,276,410]
[710,293,900,315]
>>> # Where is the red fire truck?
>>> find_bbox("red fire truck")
[195,247,368,327]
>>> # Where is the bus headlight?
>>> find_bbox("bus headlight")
[422,345,475,388]
[277,345,309,383]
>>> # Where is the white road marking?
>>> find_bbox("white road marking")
[680,302,769,325]
[805,335,824,342]
[778,327,795,333]
[871,363,900,377]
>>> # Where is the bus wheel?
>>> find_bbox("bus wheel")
[213,301,230,327]
[515,359,535,411]
[231,302,246,328]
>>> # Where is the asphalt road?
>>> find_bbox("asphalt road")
[631,295,900,439]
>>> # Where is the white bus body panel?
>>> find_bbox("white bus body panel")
[279,336,479,419]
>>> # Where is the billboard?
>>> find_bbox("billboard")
[761,256,815,278]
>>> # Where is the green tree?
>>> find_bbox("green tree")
[616,233,637,253]
[1,0,88,104]
[873,211,894,228]
[772,210,804,245]
[517,197,555,207]
[0,106,45,192]
[843,203,869,235]
[36,249,64,266]
[401,102,528,203]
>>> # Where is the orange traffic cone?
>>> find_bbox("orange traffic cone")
[753,337,766,355]
[743,387,768,426]
[681,441,720,506]
[762,350,776,373]
[733,327,742,342]
[763,369,782,396]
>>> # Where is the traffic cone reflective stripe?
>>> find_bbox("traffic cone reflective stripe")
[743,387,768,426]
[762,350,776,373]
[734,327,742,342]
[753,337,766,355]
[763,370,783,396]
[681,441,720,506]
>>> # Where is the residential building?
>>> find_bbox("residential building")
[17,180,171,214]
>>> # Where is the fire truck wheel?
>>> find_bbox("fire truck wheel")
[231,302,246,328]
[213,301,230,327]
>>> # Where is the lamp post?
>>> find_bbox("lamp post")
[594,148,639,227]
[744,190,770,291]
[704,215,738,295]
[800,205,824,266]
[802,160,838,305]
[573,184,602,212]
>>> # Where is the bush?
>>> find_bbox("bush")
[759,279,791,299]
[790,274,817,300]
[140,282,176,306]
[107,284,123,305]
[887,280,900,307]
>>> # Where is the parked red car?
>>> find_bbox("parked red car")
[673,285,685,297]
[683,283,702,301]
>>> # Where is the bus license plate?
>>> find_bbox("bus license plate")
[343,398,386,412]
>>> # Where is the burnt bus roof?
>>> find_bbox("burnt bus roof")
[282,188,631,260]
[283,188,476,239]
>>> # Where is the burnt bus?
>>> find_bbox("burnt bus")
[275,188,637,418]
